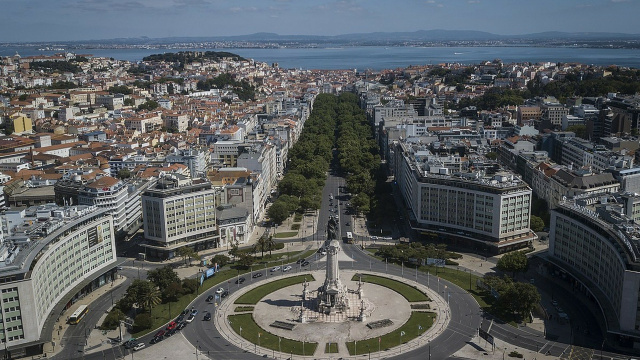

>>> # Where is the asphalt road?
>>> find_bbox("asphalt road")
[56,167,615,360]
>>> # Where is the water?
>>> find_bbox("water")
[1,45,639,70]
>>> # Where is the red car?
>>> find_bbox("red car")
[166,321,177,330]
[154,330,166,338]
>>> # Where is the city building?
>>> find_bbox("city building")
[141,175,220,259]
[0,205,117,358]
[549,194,640,349]
[393,141,536,254]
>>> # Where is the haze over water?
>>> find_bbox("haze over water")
[2,46,639,70]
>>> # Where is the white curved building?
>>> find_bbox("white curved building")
[0,205,116,357]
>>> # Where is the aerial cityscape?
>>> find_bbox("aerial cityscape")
[1,1,640,360]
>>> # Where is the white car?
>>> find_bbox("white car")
[283,266,292,272]
[133,343,146,351]
[271,266,281,272]
[185,314,195,323]
[215,287,224,294]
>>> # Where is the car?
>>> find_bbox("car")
[529,278,535,284]
[301,261,309,267]
[166,321,177,330]
[167,328,178,337]
[215,287,224,294]
[191,309,199,316]
[551,300,558,307]
[133,343,146,351]
[321,250,327,255]
[204,312,212,321]
[123,339,137,349]
[235,277,246,284]
[180,309,190,316]
[252,272,263,278]
[206,294,214,302]
[221,290,229,298]
[296,259,303,264]
[345,222,350,226]
[283,266,292,272]
[150,337,161,344]
[154,330,166,338]
[317,248,324,253]
[271,266,281,272]
[116,266,123,270]
[185,314,195,323]
[177,322,187,330]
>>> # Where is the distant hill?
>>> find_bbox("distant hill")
[54,30,640,45]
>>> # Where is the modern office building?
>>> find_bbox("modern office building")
[393,141,536,253]
[141,175,219,259]
[549,194,640,348]
[0,205,116,358]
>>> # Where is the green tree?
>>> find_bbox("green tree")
[124,98,135,106]
[108,85,132,95]
[351,192,371,214]
[133,313,152,332]
[238,253,256,268]
[100,308,125,330]
[497,251,529,278]
[140,283,161,313]
[566,124,587,139]
[146,265,180,291]
[254,235,270,258]
[485,152,498,160]
[228,240,240,259]
[162,282,183,302]
[138,100,159,111]
[530,215,545,233]
[117,168,131,179]
[267,201,290,225]
[211,254,230,268]
[176,247,200,266]
[181,278,198,294]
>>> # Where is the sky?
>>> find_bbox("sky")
[1,0,639,42]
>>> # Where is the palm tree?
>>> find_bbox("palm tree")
[267,236,277,256]
[141,283,161,314]
[254,235,269,258]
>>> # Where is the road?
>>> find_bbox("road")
[57,166,625,360]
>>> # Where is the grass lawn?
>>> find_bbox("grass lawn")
[273,231,299,238]
[291,224,300,230]
[234,306,254,312]
[353,274,429,302]
[325,342,339,353]
[235,274,315,304]
[345,312,435,355]
[229,313,318,356]
[132,250,316,337]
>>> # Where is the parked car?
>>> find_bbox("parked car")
[154,330,166,338]
[185,314,196,323]
[204,312,212,321]
[180,309,190,316]
[123,339,137,349]
[252,272,263,278]
[133,343,145,351]
[177,322,187,330]
[166,321,177,330]
[150,337,161,344]
[271,266,281,272]
[283,266,292,272]
[191,309,199,316]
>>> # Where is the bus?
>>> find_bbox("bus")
[68,305,89,325]
[345,232,353,243]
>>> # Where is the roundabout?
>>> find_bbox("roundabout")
[215,239,452,358]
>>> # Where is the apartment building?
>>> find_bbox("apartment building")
[141,175,219,259]
[77,176,153,236]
